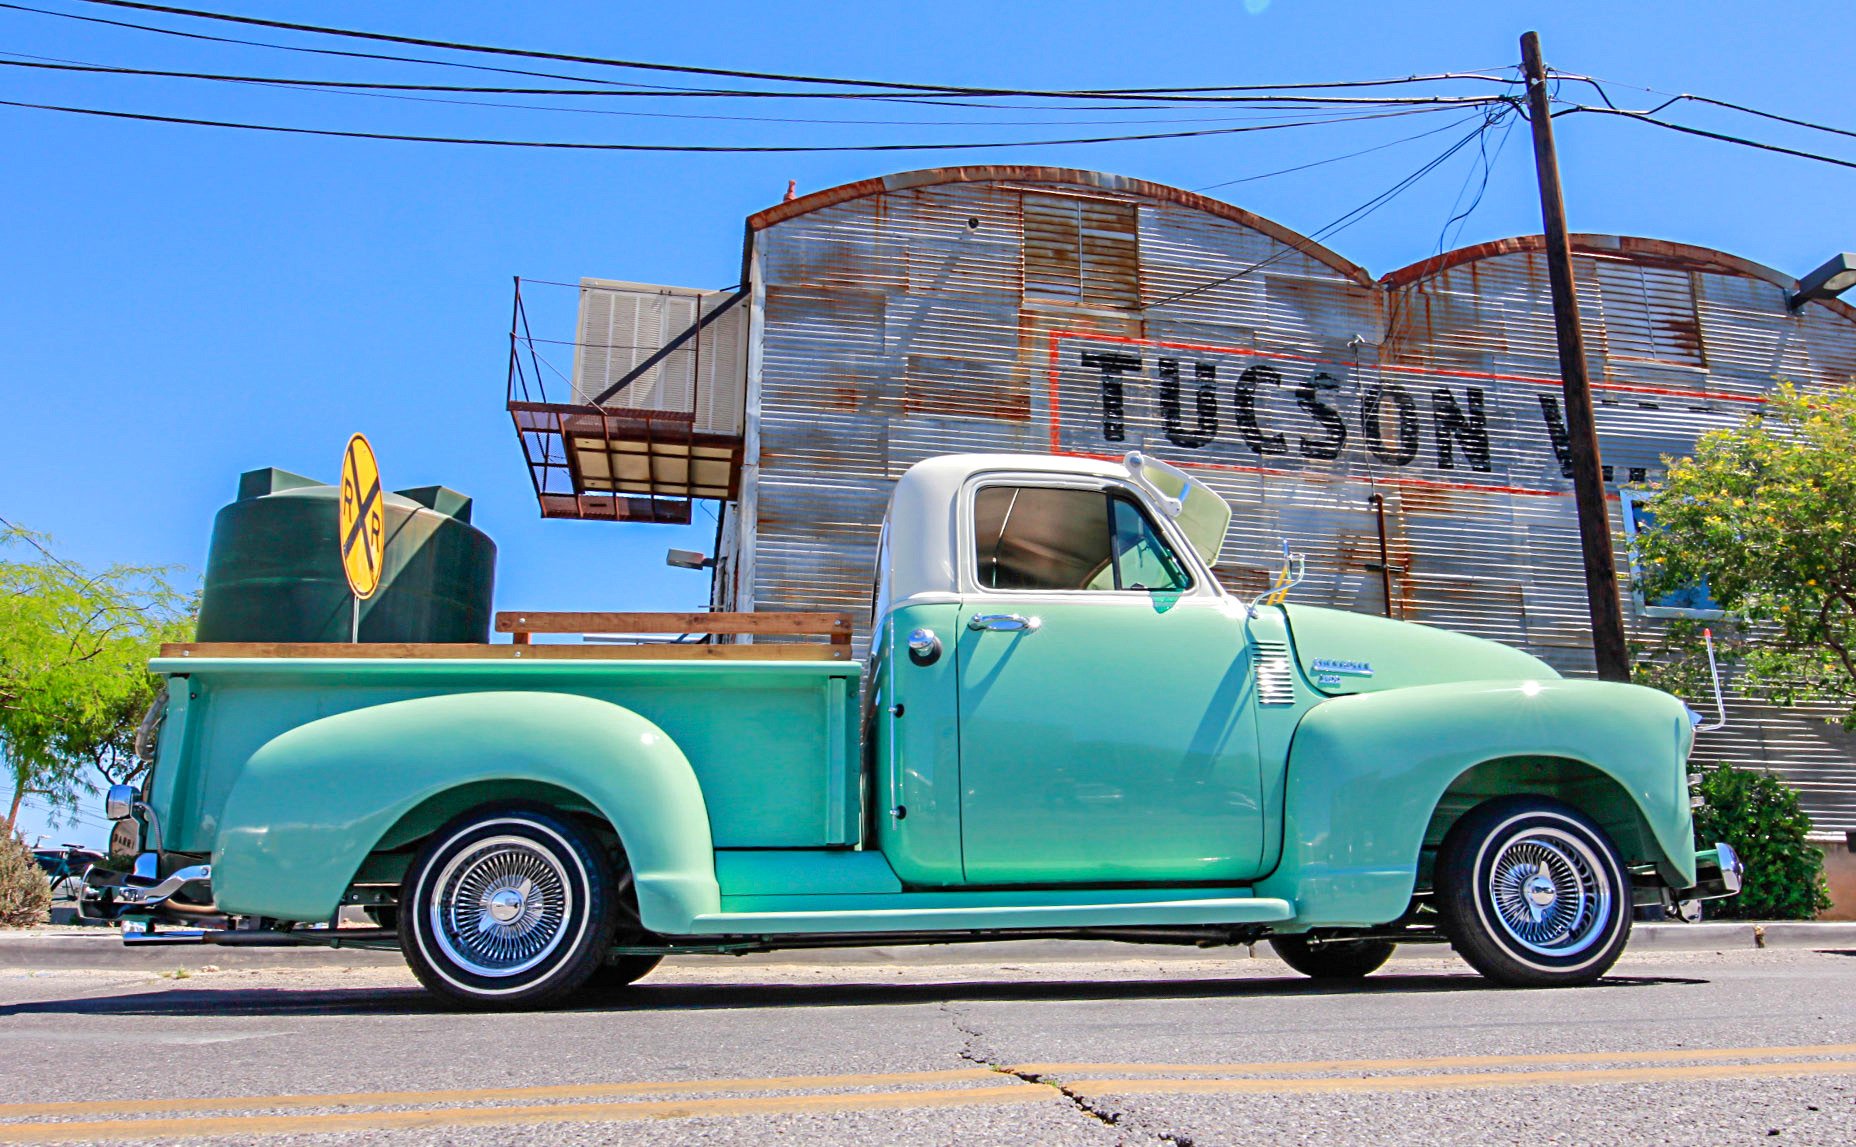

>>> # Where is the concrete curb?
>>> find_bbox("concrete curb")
[3,922,1854,971]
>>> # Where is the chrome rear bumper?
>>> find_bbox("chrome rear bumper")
[77,855,214,923]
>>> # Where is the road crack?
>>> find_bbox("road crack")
[941,1001,1190,1144]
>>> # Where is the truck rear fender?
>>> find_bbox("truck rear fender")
[213,692,720,932]
[1256,678,1694,927]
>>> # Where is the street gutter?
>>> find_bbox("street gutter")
[4,922,1854,971]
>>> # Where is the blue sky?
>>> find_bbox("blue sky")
[7,0,1855,845]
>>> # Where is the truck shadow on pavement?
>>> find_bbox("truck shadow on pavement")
[0,970,1707,1019]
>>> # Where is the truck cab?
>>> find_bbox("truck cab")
[871,453,1274,888]
[86,452,1742,1008]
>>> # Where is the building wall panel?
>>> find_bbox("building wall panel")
[717,168,1855,830]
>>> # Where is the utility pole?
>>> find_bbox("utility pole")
[1520,30,1631,683]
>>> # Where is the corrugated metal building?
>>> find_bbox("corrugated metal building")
[509,165,1856,831]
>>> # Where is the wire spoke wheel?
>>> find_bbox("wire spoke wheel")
[432,836,572,977]
[400,805,619,1009]
[1437,796,1630,987]
[1485,829,1609,958]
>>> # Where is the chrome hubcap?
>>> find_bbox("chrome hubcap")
[1487,828,1611,958]
[429,836,572,978]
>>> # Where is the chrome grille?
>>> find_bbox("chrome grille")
[1255,640,1297,706]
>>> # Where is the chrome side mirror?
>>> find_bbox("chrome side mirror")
[105,784,137,822]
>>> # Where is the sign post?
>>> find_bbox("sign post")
[337,433,385,642]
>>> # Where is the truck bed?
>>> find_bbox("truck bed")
[150,619,863,859]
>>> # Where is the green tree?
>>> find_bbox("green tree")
[0,526,194,832]
[1635,383,1856,726]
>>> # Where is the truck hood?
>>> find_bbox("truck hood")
[1280,604,1559,695]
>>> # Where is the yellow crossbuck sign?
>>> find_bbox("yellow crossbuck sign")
[338,433,385,600]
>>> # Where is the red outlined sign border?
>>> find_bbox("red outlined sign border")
[1042,329,1761,500]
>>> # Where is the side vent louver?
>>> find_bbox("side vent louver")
[1255,640,1297,706]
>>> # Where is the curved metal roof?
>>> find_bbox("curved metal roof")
[1382,233,1856,322]
[744,165,1376,288]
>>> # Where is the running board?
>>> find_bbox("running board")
[683,897,1295,936]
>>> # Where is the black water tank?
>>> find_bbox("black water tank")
[195,468,496,643]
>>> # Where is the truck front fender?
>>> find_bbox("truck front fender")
[213,691,719,932]
[1255,678,1695,927]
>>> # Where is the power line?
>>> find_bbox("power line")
[1194,106,1487,191]
[0,1,704,93]
[1149,104,1516,309]
[1567,104,1856,172]
[0,55,1509,115]
[0,55,1496,130]
[1656,92,1856,143]
[0,513,178,617]
[0,96,1466,152]
[1436,97,1521,255]
[66,1,1510,102]
[1550,69,1856,144]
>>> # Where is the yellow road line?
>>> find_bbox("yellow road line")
[0,1084,1056,1145]
[7,1044,1856,1142]
[1075,1058,1856,1098]
[1012,1041,1856,1078]
[0,1068,1001,1121]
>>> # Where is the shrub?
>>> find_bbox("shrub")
[0,833,52,928]
[1692,763,1831,920]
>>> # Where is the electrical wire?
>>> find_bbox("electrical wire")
[1564,104,1856,172]
[1379,95,1521,347]
[1148,104,1516,309]
[1660,92,1856,143]
[1435,96,1521,257]
[1551,68,1856,144]
[0,96,1470,153]
[0,53,1513,109]
[66,0,1512,101]
[0,55,1492,129]
[0,1,713,94]
[1194,106,1487,191]
[0,513,178,617]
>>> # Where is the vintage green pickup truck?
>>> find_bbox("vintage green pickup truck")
[84,452,1740,1007]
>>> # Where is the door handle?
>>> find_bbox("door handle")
[967,613,1041,632]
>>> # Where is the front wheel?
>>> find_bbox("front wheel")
[400,804,618,1009]
[1270,934,1396,979]
[1436,796,1631,987]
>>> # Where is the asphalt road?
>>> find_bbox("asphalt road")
[2,945,1854,1145]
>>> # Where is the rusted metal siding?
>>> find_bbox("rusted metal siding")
[717,167,1855,830]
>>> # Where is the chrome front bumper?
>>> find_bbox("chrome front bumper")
[77,855,214,923]
[1685,841,1744,901]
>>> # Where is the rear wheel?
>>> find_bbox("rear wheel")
[1436,796,1630,988]
[1270,934,1396,979]
[400,804,617,1009]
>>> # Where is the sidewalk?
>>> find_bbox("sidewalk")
[4,921,1854,971]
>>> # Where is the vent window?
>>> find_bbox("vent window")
[1022,193,1141,309]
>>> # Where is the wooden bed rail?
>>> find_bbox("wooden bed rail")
[151,613,860,663]
[495,611,856,652]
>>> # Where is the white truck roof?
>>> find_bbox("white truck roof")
[882,453,1151,606]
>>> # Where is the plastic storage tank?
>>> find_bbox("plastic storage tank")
[195,468,496,643]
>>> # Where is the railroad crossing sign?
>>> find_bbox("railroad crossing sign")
[338,433,386,600]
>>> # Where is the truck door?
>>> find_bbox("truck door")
[955,478,1266,885]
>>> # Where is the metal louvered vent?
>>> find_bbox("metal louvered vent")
[1255,640,1297,706]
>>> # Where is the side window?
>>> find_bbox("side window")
[972,485,1192,592]
[1620,488,1722,617]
